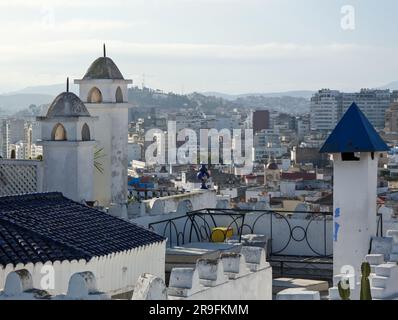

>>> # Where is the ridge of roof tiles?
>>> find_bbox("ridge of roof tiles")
[0,192,165,266]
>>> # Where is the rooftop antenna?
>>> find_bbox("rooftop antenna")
[103,43,106,57]
[66,77,69,92]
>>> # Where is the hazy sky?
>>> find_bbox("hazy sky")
[0,0,397,94]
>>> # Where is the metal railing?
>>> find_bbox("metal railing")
[376,213,383,237]
[149,208,334,258]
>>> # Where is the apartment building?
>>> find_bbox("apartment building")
[311,89,392,131]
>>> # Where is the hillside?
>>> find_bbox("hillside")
[202,90,315,100]
[0,94,53,115]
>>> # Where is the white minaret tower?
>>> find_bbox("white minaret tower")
[75,45,132,207]
[37,78,96,203]
[320,103,389,297]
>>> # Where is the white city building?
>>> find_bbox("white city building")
[310,89,342,131]
[311,89,392,131]
[0,119,10,158]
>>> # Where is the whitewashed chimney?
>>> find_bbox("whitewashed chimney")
[320,102,389,283]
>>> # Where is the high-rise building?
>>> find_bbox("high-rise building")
[296,116,310,139]
[310,89,342,131]
[8,118,25,144]
[342,89,390,129]
[385,102,398,133]
[0,119,9,158]
[311,89,392,131]
[252,110,270,133]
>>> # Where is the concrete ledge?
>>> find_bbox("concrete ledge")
[196,259,228,287]
[277,288,320,300]
[168,268,204,297]
[365,254,385,266]
[221,253,250,279]
[65,272,109,300]
[131,273,167,300]
[241,246,269,272]
[273,277,329,293]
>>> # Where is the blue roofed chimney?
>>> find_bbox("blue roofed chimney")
[319,102,389,153]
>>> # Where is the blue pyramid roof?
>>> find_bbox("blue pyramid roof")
[319,103,389,153]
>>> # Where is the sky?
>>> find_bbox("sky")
[0,0,397,94]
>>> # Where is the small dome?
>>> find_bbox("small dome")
[46,92,90,118]
[83,57,124,80]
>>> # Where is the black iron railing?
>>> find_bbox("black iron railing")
[128,189,187,201]
[377,213,383,237]
[149,208,334,258]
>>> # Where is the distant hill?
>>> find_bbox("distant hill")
[202,90,315,100]
[378,81,398,91]
[0,94,53,115]
[8,83,78,96]
[0,83,80,115]
[234,95,310,114]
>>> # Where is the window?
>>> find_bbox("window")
[87,87,102,103]
[82,123,90,141]
[115,86,123,103]
[51,123,67,141]
[342,152,360,161]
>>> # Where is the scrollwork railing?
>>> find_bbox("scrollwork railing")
[149,208,334,258]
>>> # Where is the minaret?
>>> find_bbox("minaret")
[320,103,389,287]
[74,45,132,207]
[37,78,96,203]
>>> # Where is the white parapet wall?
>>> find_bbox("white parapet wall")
[0,241,166,297]
[0,246,272,300]
[131,190,218,228]
[133,246,272,301]
[134,190,217,216]
[0,270,109,300]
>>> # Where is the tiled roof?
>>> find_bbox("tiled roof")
[0,193,165,266]
[83,57,124,80]
[46,92,90,118]
[320,103,389,153]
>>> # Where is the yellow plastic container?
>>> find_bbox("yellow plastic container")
[211,227,233,242]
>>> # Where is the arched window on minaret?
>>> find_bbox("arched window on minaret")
[115,86,123,103]
[51,123,67,141]
[82,123,91,141]
[87,87,103,103]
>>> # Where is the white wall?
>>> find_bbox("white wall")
[41,140,95,202]
[75,78,132,206]
[0,241,166,297]
[170,266,272,300]
[332,152,378,282]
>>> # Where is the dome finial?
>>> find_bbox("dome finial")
[66,77,69,92]
[103,43,106,57]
